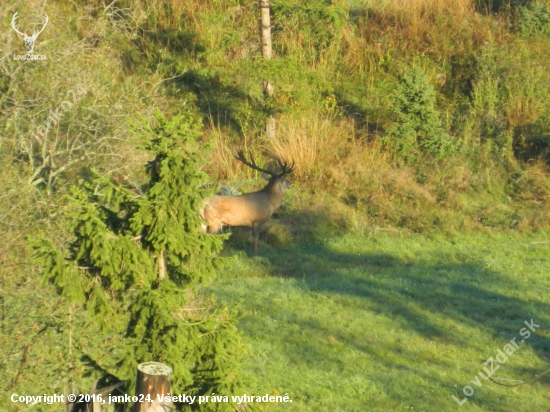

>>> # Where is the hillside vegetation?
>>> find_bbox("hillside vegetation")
[3,0,550,231]
[1,0,550,410]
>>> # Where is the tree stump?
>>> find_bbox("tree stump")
[134,362,173,412]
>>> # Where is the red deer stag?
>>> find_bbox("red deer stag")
[201,151,294,256]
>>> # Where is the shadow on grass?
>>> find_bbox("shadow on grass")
[267,243,549,346]
[475,0,536,14]
[333,92,386,140]
[172,70,265,137]
[274,243,550,410]
[228,209,549,342]
[219,210,550,410]
[221,204,550,349]
[513,121,550,164]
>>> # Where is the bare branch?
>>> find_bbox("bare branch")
[489,367,550,387]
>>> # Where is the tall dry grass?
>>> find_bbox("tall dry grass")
[377,0,473,18]
[206,128,244,181]
[266,112,355,181]
[338,0,499,79]
[206,112,355,182]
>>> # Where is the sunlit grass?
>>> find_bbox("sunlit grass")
[204,231,550,411]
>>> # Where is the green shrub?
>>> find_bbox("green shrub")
[385,66,456,163]
[519,0,550,39]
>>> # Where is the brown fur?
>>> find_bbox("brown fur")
[201,176,291,256]
[201,151,294,255]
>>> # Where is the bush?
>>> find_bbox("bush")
[385,66,456,163]
[519,0,550,39]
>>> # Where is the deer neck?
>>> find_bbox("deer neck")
[262,180,285,211]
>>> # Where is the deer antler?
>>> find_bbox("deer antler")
[235,151,295,178]
[32,14,49,39]
[275,158,295,177]
[11,12,27,38]
[11,12,48,40]
[235,151,275,176]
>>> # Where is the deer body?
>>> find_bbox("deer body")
[201,152,293,256]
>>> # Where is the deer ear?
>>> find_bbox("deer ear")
[262,173,271,181]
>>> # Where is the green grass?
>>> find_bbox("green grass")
[203,230,550,411]
[4,1,550,409]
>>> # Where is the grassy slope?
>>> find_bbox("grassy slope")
[204,230,550,411]
[3,1,550,410]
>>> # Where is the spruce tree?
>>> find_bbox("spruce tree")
[386,66,455,163]
[30,110,246,410]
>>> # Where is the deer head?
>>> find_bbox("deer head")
[235,150,294,193]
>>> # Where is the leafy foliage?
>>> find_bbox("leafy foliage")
[385,66,456,163]
[519,0,550,39]
[2,1,550,411]
[272,1,347,58]
[29,111,246,410]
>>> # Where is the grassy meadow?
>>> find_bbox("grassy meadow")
[206,229,550,411]
[2,0,550,410]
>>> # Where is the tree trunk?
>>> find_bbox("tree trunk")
[260,0,272,59]
[134,362,172,412]
[260,0,276,139]
[265,116,276,139]
[158,251,166,281]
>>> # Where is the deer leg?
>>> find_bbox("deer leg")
[208,221,220,234]
[202,208,220,234]
[252,223,262,256]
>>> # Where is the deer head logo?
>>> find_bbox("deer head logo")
[11,11,49,56]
